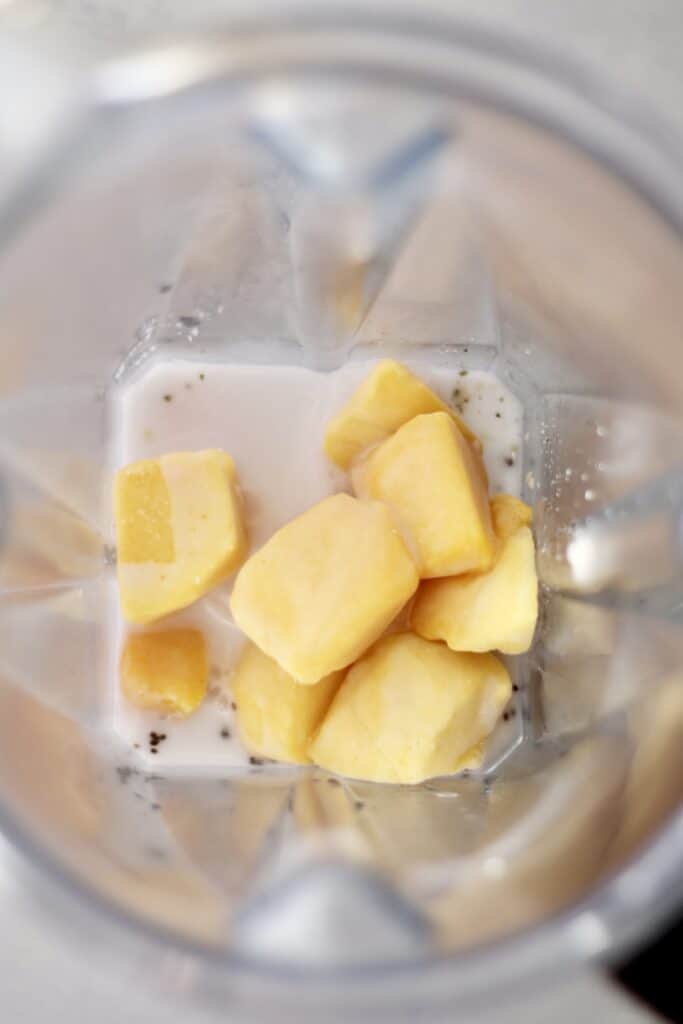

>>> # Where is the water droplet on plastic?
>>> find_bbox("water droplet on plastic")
[584,489,596,501]
[565,468,573,479]
[580,472,589,482]
[596,425,607,437]
[134,315,159,344]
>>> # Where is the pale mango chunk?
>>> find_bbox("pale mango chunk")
[412,526,538,654]
[121,628,207,716]
[309,633,511,784]
[491,493,532,542]
[231,494,419,684]
[324,360,477,470]
[352,412,495,578]
[232,643,343,764]
[115,450,247,624]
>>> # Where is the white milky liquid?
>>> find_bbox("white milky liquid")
[111,358,523,772]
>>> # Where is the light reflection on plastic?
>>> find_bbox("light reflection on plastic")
[571,911,611,955]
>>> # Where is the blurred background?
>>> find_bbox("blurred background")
[2,0,683,120]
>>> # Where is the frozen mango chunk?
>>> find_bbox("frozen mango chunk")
[116,459,174,564]
[232,643,343,764]
[324,360,477,470]
[309,633,511,784]
[231,494,419,684]
[121,628,207,716]
[412,525,538,654]
[352,412,495,578]
[115,450,247,624]
[491,493,532,542]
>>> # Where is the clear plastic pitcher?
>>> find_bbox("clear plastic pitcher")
[1,13,683,1020]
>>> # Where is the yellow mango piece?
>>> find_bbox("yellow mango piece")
[115,450,247,624]
[121,628,207,716]
[352,412,495,578]
[231,494,419,684]
[232,643,343,764]
[491,493,532,542]
[324,360,478,470]
[412,525,538,654]
[116,459,175,564]
[309,633,511,784]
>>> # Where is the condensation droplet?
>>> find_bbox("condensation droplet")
[134,315,159,344]
[584,489,596,501]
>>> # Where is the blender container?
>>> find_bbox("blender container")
[1,13,683,1020]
